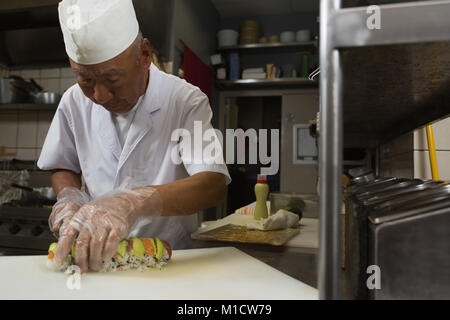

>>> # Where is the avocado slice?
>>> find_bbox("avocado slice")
[71,242,76,257]
[48,242,58,253]
[117,240,128,257]
[155,238,165,261]
[130,237,145,257]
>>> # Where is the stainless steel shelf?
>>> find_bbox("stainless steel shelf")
[318,0,450,300]
[0,103,58,111]
[217,41,317,54]
[330,0,450,48]
[216,78,318,88]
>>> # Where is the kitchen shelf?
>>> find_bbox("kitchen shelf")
[318,0,450,299]
[217,41,317,54]
[0,103,58,111]
[216,78,318,89]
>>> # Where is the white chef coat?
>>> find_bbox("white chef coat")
[112,95,142,147]
[38,63,231,249]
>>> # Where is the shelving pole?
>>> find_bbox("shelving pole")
[318,0,343,300]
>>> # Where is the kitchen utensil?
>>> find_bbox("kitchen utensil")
[0,77,30,103]
[280,31,295,43]
[0,247,318,299]
[33,91,62,104]
[296,29,311,42]
[192,224,300,246]
[29,78,43,92]
[10,81,61,104]
[10,183,56,201]
[217,29,239,47]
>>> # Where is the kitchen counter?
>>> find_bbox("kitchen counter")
[191,240,352,299]
[192,240,318,288]
[0,247,318,299]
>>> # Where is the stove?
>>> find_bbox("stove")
[0,164,56,255]
[0,198,56,256]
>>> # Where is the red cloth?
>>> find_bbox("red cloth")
[183,44,213,101]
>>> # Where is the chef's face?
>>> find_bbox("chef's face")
[70,34,152,114]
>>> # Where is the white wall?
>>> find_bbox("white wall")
[380,116,450,181]
[0,66,76,161]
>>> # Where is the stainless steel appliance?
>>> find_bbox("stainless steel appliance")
[368,198,450,299]
[0,198,55,256]
[344,177,448,299]
[0,164,55,255]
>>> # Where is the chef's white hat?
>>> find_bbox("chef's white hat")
[58,0,140,65]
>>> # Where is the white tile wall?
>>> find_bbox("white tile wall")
[0,66,76,161]
[5,66,76,95]
[35,148,42,160]
[0,109,55,160]
[16,148,37,161]
[20,69,40,79]
[60,67,74,78]
[41,68,61,79]
[0,111,18,148]
[39,78,60,94]
[17,111,38,148]
[37,111,54,148]
[60,78,77,93]
[414,150,450,181]
[414,116,450,150]
[380,116,450,180]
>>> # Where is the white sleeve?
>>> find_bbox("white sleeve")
[177,89,231,185]
[37,99,81,174]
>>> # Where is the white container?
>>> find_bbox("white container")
[296,29,311,42]
[280,31,295,43]
[217,29,239,47]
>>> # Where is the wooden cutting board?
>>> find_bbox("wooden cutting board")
[191,224,300,246]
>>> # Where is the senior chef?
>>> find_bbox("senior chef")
[37,0,231,273]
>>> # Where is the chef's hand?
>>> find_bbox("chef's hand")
[49,187,91,238]
[54,187,162,273]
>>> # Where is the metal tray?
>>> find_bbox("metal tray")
[371,183,450,213]
[360,180,442,206]
[369,197,450,224]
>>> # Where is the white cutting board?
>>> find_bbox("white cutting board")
[0,247,317,300]
[194,214,319,249]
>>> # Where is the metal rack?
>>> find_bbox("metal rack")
[216,78,318,89]
[319,0,450,299]
[217,41,317,54]
[0,103,58,111]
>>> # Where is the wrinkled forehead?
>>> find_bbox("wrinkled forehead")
[69,58,128,78]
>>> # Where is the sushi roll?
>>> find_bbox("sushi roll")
[46,237,172,273]
[46,242,73,272]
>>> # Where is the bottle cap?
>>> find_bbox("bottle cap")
[257,174,267,184]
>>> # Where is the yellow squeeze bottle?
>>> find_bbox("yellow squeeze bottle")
[254,174,269,220]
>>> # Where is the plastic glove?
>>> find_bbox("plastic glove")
[49,187,91,238]
[54,187,162,273]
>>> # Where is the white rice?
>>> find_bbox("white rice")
[47,250,170,273]
[97,252,169,273]
[46,255,72,272]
